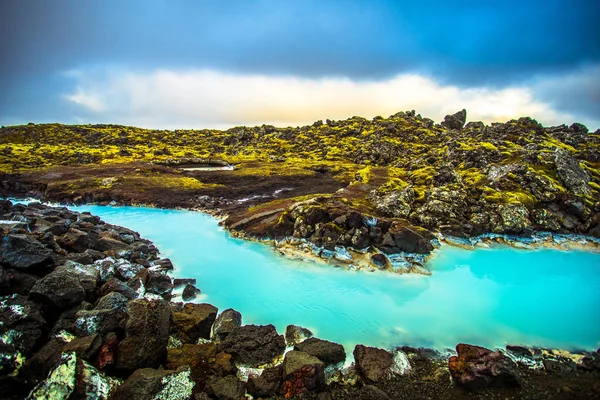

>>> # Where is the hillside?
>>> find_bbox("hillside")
[1,110,599,264]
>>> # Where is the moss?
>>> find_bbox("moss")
[483,187,537,207]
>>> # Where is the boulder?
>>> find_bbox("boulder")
[26,352,120,400]
[294,337,346,365]
[74,308,126,336]
[166,343,216,370]
[281,350,326,397]
[94,291,129,312]
[28,269,86,312]
[55,261,99,296]
[1,234,54,271]
[100,278,139,300]
[110,367,194,400]
[173,278,196,288]
[353,345,410,383]
[115,298,171,372]
[368,188,414,218]
[171,303,218,343]
[247,365,282,398]
[212,308,242,341]
[448,343,520,389]
[441,109,467,130]
[378,223,433,254]
[19,337,67,385]
[114,259,144,280]
[63,334,102,361]
[210,375,246,400]
[285,324,313,346]
[218,324,286,367]
[146,271,173,297]
[182,283,201,301]
[57,228,91,253]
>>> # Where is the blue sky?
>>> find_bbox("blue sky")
[1,0,599,129]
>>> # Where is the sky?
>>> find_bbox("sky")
[1,0,599,130]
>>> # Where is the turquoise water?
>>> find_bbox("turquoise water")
[74,205,600,352]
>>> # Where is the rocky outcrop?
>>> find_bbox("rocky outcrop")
[448,343,520,389]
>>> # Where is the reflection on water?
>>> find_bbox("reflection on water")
[74,205,600,352]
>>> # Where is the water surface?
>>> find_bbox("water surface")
[74,205,600,352]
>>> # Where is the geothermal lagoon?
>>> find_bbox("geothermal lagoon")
[74,205,600,353]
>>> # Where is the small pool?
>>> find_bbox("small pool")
[74,205,600,352]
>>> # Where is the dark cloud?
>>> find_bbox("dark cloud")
[0,0,599,125]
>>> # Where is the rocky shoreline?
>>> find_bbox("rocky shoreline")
[1,200,599,399]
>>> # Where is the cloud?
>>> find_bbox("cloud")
[63,67,599,130]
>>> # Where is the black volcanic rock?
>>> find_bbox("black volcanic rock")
[218,324,285,367]
[442,109,467,130]
[115,298,171,372]
[1,234,54,271]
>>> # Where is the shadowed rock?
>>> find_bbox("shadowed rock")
[294,337,346,365]
[1,234,54,271]
[441,109,467,130]
[115,298,171,372]
[218,324,285,367]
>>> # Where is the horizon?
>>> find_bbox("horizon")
[1,1,599,130]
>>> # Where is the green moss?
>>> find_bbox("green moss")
[483,187,536,207]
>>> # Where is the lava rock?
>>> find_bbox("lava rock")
[74,307,126,336]
[281,350,326,396]
[19,337,67,385]
[218,324,286,367]
[28,269,86,312]
[166,343,216,370]
[173,278,196,288]
[171,302,218,343]
[182,284,201,301]
[210,375,246,400]
[247,365,283,398]
[100,278,139,300]
[212,308,242,341]
[115,298,171,372]
[448,343,520,389]
[285,325,313,346]
[441,109,467,130]
[110,366,194,400]
[353,345,398,383]
[27,352,120,400]
[1,234,54,271]
[146,271,173,297]
[63,333,102,361]
[295,337,346,365]
[57,228,91,253]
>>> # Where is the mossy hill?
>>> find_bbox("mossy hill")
[1,110,599,251]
